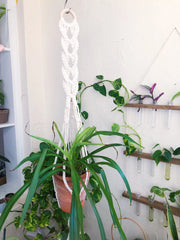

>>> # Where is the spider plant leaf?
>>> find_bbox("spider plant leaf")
[20,149,48,225]
[92,131,141,148]
[28,134,68,159]
[92,155,132,203]
[80,178,107,240]
[101,170,127,240]
[0,182,30,230]
[166,202,179,240]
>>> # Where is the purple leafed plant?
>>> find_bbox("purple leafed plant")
[141,83,164,104]
[130,83,164,105]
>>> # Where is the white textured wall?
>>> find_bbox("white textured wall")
[21,0,180,239]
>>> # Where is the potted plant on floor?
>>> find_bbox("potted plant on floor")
[0,122,140,240]
[0,80,9,124]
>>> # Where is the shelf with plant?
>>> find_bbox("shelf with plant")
[123,145,180,166]
[123,187,180,240]
[125,84,180,111]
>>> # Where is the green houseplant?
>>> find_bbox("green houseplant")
[0,122,139,240]
[150,186,179,240]
[0,80,9,123]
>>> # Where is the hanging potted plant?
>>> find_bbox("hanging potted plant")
[0,122,140,240]
[0,80,9,124]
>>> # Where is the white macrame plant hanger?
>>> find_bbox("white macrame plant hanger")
[53,8,89,207]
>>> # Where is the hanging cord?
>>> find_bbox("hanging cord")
[53,9,89,201]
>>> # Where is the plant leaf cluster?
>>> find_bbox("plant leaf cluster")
[130,83,164,106]
[0,123,140,240]
[150,186,179,240]
[77,75,129,120]
[0,4,6,20]
[152,144,180,165]
[13,142,70,240]
[77,75,141,153]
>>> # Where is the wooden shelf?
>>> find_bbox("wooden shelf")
[124,103,180,111]
[123,151,180,166]
[122,191,180,217]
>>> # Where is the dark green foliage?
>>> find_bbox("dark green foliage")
[152,144,180,165]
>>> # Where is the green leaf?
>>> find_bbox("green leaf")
[173,147,180,155]
[79,177,107,240]
[81,111,88,120]
[164,150,172,162]
[152,150,162,165]
[171,91,180,102]
[96,75,104,80]
[0,154,10,162]
[167,202,179,240]
[109,90,119,98]
[93,83,106,96]
[113,96,124,106]
[78,81,83,91]
[150,186,171,198]
[90,188,102,204]
[111,123,120,133]
[34,233,45,240]
[20,149,48,225]
[112,78,122,90]
[24,212,38,231]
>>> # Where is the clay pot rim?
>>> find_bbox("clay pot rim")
[54,166,87,181]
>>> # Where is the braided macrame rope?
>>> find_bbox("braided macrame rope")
[53,9,89,200]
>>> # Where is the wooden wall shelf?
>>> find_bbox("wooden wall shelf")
[122,191,180,217]
[123,151,180,166]
[124,103,180,111]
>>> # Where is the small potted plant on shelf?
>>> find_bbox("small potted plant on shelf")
[0,154,9,186]
[0,80,9,124]
[0,122,139,240]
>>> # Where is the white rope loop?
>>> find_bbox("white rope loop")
[54,9,89,200]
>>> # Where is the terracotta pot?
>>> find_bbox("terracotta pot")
[53,170,88,213]
[0,109,9,123]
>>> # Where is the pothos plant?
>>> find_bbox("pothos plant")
[77,75,142,155]
[150,186,179,240]
[152,144,180,166]
[12,142,70,240]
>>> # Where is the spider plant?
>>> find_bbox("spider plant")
[0,123,140,240]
